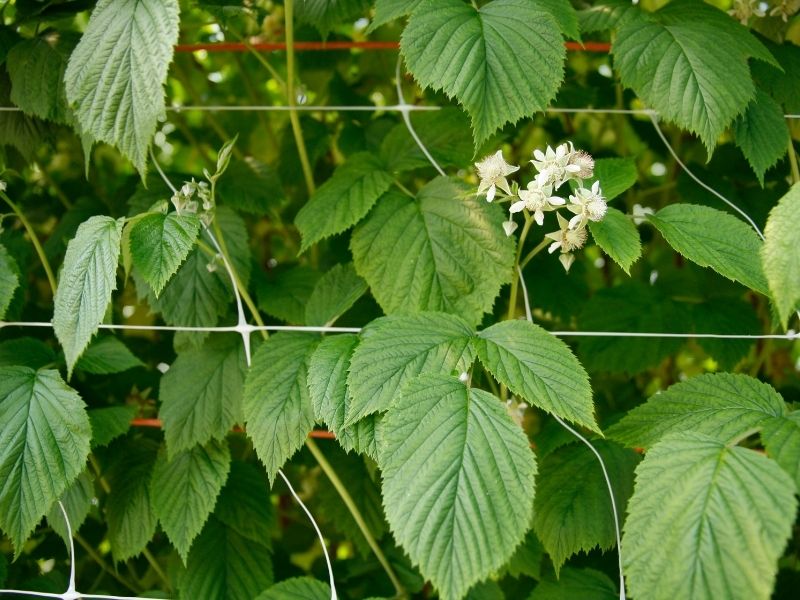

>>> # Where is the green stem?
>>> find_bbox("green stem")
[306,439,408,599]
[284,0,316,198]
[74,533,141,593]
[506,213,534,321]
[788,136,800,185]
[142,548,171,591]
[0,190,57,296]
[393,179,415,197]
[519,239,550,271]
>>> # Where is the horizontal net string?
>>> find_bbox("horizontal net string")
[1,321,795,340]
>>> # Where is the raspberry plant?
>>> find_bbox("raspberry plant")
[1,1,800,599]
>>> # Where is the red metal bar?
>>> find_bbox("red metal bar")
[174,40,611,53]
[131,417,337,439]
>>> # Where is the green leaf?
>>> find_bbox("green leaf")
[762,183,800,328]
[106,438,159,562]
[0,70,51,161]
[129,211,201,297]
[182,516,273,600]
[577,0,637,33]
[588,207,641,274]
[215,461,274,546]
[622,432,796,600]
[151,440,231,562]
[7,37,70,124]
[576,283,686,374]
[535,0,580,41]
[379,108,476,173]
[64,0,180,175]
[243,333,319,484]
[307,334,359,440]
[608,373,786,449]
[401,0,565,147]
[346,312,475,425]
[649,204,769,295]
[88,405,136,448]
[592,157,637,201]
[613,0,775,152]
[160,335,247,456]
[380,375,537,600]
[529,568,618,600]
[533,441,639,573]
[255,577,331,600]
[475,320,598,432]
[295,153,393,253]
[369,0,424,31]
[0,337,55,369]
[752,40,800,113]
[304,263,367,327]
[257,266,320,325]
[0,243,20,320]
[295,0,370,35]
[0,367,91,554]
[687,299,760,370]
[216,157,283,216]
[762,411,800,490]
[500,530,544,580]
[46,470,94,544]
[351,178,514,325]
[733,89,789,186]
[76,336,144,374]
[53,216,123,377]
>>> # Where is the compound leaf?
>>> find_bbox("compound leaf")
[475,320,598,432]
[65,0,180,175]
[381,375,537,600]
[401,0,565,146]
[622,432,796,600]
[352,178,514,326]
[346,312,475,425]
[53,216,123,377]
[0,368,91,555]
[243,333,319,484]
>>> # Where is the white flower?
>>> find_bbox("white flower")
[509,180,566,225]
[531,143,572,188]
[475,150,519,202]
[567,181,606,229]
[729,0,766,23]
[502,220,518,237]
[632,203,655,225]
[567,147,595,180]
[545,212,588,254]
[770,0,800,22]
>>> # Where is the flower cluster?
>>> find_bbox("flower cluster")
[474,143,607,272]
[729,0,800,23]
[170,178,214,225]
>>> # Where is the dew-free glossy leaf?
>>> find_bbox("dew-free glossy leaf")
[762,183,800,327]
[76,336,144,374]
[130,211,201,297]
[160,335,247,456]
[295,153,393,252]
[588,207,641,274]
[182,517,273,600]
[475,320,598,432]
[649,203,769,295]
[7,38,70,124]
[151,440,231,562]
[346,312,475,425]
[305,263,366,327]
[401,0,565,147]
[613,0,775,152]
[65,0,180,175]
[577,0,637,33]
[608,373,786,449]
[88,405,136,448]
[381,375,536,600]
[351,179,514,325]
[733,89,789,186]
[0,367,91,554]
[622,432,796,600]
[369,0,424,31]
[243,333,319,484]
[215,461,274,546]
[591,157,637,201]
[762,411,800,489]
[53,216,123,376]
[533,441,639,572]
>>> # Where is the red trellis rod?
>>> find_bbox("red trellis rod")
[174,40,611,53]
[130,417,336,439]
